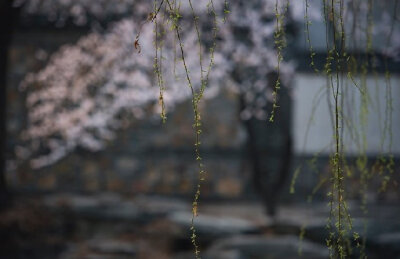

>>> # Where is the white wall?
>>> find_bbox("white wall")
[293,73,400,156]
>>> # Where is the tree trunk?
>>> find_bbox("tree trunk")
[239,72,293,217]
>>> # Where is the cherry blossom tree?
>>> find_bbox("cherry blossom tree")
[13,0,399,169]
[15,0,299,168]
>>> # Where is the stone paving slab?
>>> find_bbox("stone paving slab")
[204,235,329,259]
[37,194,400,258]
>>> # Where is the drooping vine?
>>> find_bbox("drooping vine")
[378,0,397,193]
[153,0,167,123]
[135,1,221,257]
[323,1,355,257]
[292,1,397,258]
[304,0,319,72]
[270,0,289,122]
